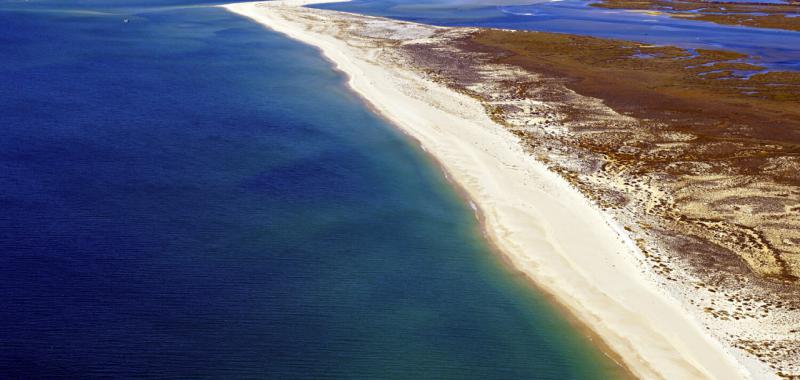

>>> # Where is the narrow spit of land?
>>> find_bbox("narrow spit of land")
[223,1,800,379]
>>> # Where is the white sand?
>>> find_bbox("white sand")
[222,2,768,379]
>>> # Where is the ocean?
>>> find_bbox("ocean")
[0,1,625,378]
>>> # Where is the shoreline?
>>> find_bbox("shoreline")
[221,2,765,379]
[368,75,638,380]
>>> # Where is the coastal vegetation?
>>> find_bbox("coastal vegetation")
[462,29,800,281]
[450,29,800,375]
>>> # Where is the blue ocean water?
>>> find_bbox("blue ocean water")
[316,0,800,71]
[0,2,626,378]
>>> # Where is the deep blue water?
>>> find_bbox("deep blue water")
[0,2,626,378]
[316,0,800,71]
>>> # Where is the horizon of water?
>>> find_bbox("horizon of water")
[0,1,628,378]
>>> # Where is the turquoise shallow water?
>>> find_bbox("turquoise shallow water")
[0,1,627,378]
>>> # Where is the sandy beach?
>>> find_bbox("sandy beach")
[222,1,773,378]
